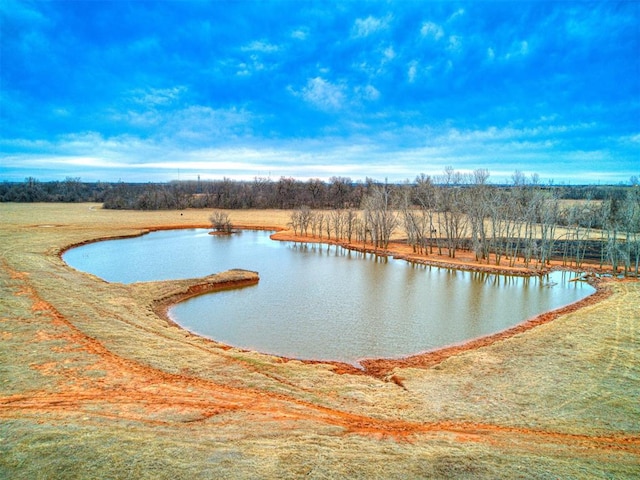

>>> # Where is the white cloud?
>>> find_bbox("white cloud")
[628,133,640,144]
[111,109,163,128]
[563,6,634,40]
[52,107,71,117]
[241,40,279,53]
[165,106,254,141]
[291,28,308,40]
[236,53,278,77]
[357,85,380,101]
[383,46,396,61]
[420,21,444,40]
[448,8,465,22]
[1,154,120,170]
[352,15,391,38]
[298,77,345,110]
[447,35,462,52]
[1,119,633,184]
[109,100,254,139]
[504,40,529,60]
[407,61,418,83]
[130,86,187,107]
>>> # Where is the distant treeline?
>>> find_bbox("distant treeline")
[2,172,639,274]
[1,174,638,209]
[1,177,110,203]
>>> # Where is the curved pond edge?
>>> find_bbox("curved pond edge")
[359,276,610,380]
[151,269,260,325]
[60,224,609,380]
[152,267,607,380]
[57,224,277,258]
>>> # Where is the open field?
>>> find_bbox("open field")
[1,203,639,479]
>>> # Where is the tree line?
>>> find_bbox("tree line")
[3,171,639,274]
[0,177,110,203]
[2,173,637,208]
[288,169,640,276]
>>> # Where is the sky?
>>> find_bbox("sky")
[1,1,639,185]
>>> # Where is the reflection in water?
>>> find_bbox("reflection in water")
[64,229,595,365]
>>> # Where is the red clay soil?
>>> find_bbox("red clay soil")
[3,260,639,456]
[2,232,639,461]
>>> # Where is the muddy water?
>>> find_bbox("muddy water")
[64,229,594,365]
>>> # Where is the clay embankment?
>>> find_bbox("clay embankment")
[270,230,600,277]
[150,269,260,325]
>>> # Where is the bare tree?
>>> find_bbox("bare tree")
[438,167,469,258]
[414,173,438,253]
[600,192,626,273]
[362,182,399,249]
[325,211,333,240]
[344,209,359,242]
[487,190,508,265]
[537,191,559,269]
[289,211,300,235]
[315,212,326,240]
[306,179,326,208]
[467,169,491,261]
[210,210,233,233]
[276,177,297,209]
[621,188,640,275]
[330,209,345,240]
[504,198,524,268]
[289,206,313,236]
[328,177,352,209]
[401,187,430,254]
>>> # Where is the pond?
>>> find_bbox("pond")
[63,229,594,365]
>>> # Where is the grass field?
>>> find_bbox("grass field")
[1,203,638,479]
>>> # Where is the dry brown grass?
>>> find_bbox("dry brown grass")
[1,203,638,479]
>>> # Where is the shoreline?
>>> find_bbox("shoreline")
[106,223,613,380]
[359,277,611,379]
[270,230,616,278]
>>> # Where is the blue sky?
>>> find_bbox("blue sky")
[1,1,638,184]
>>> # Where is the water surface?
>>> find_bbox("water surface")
[64,229,594,364]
